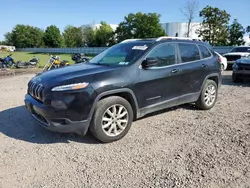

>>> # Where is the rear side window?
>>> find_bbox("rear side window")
[178,43,200,63]
[199,45,212,58]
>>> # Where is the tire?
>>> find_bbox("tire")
[16,61,23,68]
[196,80,218,110]
[232,73,241,83]
[90,96,134,143]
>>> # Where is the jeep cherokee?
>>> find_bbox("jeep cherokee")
[24,37,222,143]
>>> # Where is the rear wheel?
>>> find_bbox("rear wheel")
[196,80,218,110]
[90,96,134,143]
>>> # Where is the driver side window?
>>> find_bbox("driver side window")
[146,43,176,67]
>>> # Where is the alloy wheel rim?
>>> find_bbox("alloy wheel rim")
[204,85,216,106]
[101,104,129,137]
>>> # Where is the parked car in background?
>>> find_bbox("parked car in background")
[223,46,250,68]
[232,57,250,82]
[215,51,227,71]
[24,36,222,143]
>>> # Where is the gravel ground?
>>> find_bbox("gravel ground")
[0,71,249,188]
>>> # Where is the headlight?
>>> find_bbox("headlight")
[232,63,239,70]
[52,82,89,91]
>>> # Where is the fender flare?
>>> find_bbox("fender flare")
[88,88,140,120]
[200,73,221,93]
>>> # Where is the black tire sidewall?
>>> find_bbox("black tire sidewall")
[232,73,239,83]
[199,80,218,110]
[90,96,134,143]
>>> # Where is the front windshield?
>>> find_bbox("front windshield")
[230,47,250,53]
[89,41,153,66]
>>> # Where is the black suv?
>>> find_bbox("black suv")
[232,57,250,82]
[24,37,222,142]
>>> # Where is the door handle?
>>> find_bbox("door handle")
[171,69,179,73]
[202,64,208,68]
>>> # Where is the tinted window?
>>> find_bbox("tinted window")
[178,43,200,63]
[89,41,153,66]
[199,45,211,58]
[146,43,176,67]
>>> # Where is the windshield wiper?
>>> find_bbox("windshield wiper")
[91,62,111,66]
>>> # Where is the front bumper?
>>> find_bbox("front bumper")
[24,94,90,135]
[233,70,250,80]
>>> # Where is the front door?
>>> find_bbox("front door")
[134,42,183,108]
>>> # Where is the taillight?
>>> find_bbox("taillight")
[219,57,222,63]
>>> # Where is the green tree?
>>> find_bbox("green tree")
[228,19,245,46]
[3,32,13,45]
[95,21,114,47]
[43,25,62,47]
[82,26,96,47]
[3,25,44,48]
[0,41,7,45]
[197,6,230,46]
[63,25,84,47]
[246,26,250,39]
[115,12,166,42]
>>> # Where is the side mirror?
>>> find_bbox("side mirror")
[141,58,158,69]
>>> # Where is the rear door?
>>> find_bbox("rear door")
[176,42,211,96]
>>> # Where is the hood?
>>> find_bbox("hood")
[32,63,118,87]
[223,52,250,56]
[236,58,250,65]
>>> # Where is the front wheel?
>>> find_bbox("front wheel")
[90,96,134,143]
[196,80,218,110]
[232,73,242,83]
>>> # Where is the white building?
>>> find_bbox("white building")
[161,22,201,39]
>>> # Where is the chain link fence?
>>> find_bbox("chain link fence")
[17,47,109,55]
[16,46,234,55]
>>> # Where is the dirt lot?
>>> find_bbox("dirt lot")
[0,71,249,188]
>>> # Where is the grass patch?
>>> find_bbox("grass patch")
[0,52,94,68]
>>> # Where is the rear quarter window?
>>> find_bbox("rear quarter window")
[198,45,212,59]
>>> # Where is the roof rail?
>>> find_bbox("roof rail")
[121,39,140,43]
[121,38,157,43]
[156,36,202,42]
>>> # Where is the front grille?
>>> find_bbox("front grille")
[28,81,44,102]
[224,55,241,61]
[239,64,250,71]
